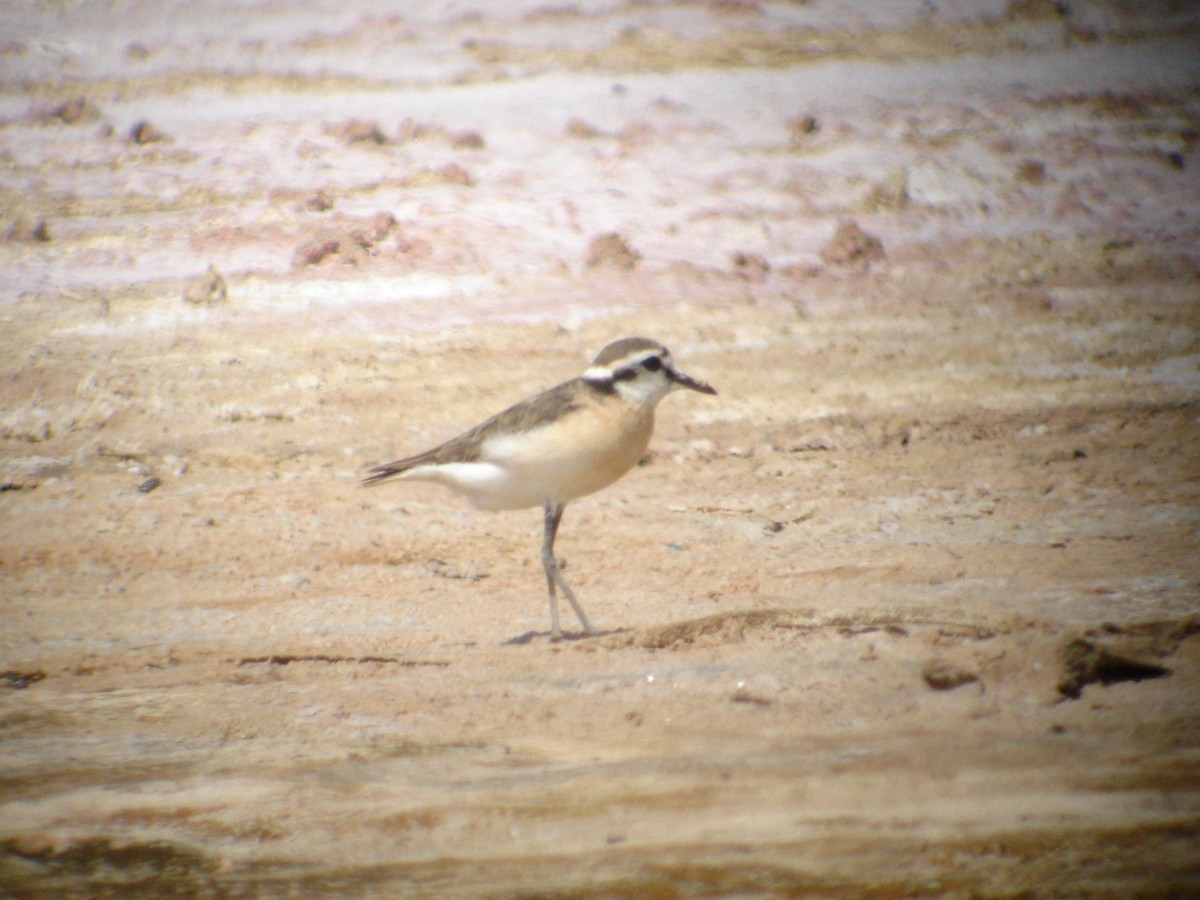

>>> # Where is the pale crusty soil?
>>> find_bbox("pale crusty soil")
[2,2,1200,896]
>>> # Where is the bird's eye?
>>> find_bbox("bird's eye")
[641,357,663,372]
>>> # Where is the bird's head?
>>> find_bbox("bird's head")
[584,337,717,407]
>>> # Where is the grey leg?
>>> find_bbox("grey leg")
[541,501,562,639]
[541,501,594,640]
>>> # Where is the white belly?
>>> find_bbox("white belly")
[401,408,653,511]
[400,461,554,511]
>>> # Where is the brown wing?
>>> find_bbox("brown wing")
[361,378,591,486]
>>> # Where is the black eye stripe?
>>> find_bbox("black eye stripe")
[611,355,666,382]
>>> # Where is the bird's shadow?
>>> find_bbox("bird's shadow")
[503,627,628,646]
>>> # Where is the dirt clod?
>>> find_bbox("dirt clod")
[45,97,101,124]
[303,190,334,212]
[731,251,770,281]
[1015,159,1047,184]
[819,220,886,270]
[452,130,486,149]
[586,232,640,269]
[922,660,979,691]
[129,119,169,144]
[5,217,50,243]
[182,265,228,305]
[329,118,389,145]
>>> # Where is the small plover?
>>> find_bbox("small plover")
[363,337,716,640]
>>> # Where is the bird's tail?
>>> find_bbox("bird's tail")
[361,449,439,486]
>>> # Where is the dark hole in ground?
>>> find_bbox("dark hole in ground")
[1057,639,1171,699]
[1,671,46,690]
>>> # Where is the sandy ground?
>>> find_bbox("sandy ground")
[2,1,1200,896]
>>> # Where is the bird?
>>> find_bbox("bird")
[362,337,717,641]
